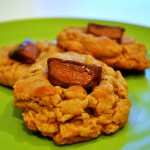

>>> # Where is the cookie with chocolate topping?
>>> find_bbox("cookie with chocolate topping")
[0,39,63,87]
[14,51,131,145]
[57,23,149,70]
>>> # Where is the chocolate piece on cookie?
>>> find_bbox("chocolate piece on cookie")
[9,39,40,64]
[47,58,102,89]
[14,51,131,145]
[87,23,125,43]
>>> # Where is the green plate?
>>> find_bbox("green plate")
[0,18,150,150]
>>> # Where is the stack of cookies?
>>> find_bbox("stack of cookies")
[0,23,149,145]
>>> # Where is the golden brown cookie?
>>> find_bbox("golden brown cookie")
[57,26,149,70]
[14,51,131,145]
[0,40,63,87]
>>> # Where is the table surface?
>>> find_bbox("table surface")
[0,0,150,27]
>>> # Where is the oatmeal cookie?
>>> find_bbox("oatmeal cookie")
[57,26,149,70]
[0,40,63,87]
[14,51,131,145]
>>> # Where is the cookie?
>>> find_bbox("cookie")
[14,51,131,145]
[57,25,149,70]
[0,39,63,87]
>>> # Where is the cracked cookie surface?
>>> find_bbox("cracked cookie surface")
[14,51,131,145]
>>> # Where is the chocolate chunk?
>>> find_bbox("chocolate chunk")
[9,39,40,64]
[87,23,125,43]
[47,58,102,90]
